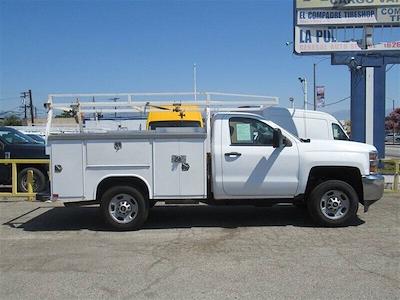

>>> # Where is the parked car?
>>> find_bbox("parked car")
[0,127,49,192]
[385,133,400,143]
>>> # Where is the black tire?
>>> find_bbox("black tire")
[18,167,46,193]
[307,180,359,227]
[100,186,148,230]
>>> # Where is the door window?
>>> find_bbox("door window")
[229,117,274,146]
[332,123,349,140]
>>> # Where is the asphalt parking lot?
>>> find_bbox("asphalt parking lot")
[0,193,399,299]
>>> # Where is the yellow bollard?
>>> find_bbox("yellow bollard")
[11,163,17,195]
[27,169,35,201]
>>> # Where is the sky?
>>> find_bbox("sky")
[0,0,399,119]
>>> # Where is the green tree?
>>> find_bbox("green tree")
[1,115,23,126]
[55,110,74,118]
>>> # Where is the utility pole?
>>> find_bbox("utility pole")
[20,94,27,121]
[28,89,34,125]
[21,90,34,125]
[20,91,31,124]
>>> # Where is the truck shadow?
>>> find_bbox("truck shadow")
[4,204,365,231]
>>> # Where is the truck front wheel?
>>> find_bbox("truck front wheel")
[100,186,149,230]
[307,180,359,227]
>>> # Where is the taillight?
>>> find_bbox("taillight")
[369,151,378,174]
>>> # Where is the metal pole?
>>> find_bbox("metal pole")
[304,78,308,110]
[313,63,317,110]
[193,63,197,101]
[109,97,119,118]
[393,99,396,144]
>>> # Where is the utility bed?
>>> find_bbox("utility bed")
[48,128,207,202]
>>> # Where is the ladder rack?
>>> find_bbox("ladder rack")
[45,92,279,136]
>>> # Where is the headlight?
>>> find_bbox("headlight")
[369,151,378,174]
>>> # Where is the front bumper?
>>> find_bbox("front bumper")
[362,174,384,212]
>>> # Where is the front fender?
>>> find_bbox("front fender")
[297,151,366,195]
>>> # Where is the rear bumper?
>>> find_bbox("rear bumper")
[362,174,384,211]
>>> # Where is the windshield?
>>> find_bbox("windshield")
[149,121,201,130]
[332,123,349,141]
[0,128,38,144]
[27,134,45,144]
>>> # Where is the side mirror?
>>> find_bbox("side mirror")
[272,128,283,148]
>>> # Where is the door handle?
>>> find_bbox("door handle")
[224,152,241,157]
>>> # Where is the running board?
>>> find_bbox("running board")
[164,200,200,205]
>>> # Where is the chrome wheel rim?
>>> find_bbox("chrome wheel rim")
[320,189,350,220]
[108,193,138,224]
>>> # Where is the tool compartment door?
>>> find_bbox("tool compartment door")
[153,137,206,199]
[153,140,180,197]
[179,139,206,197]
[50,140,84,199]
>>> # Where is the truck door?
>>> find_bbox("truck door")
[221,116,299,197]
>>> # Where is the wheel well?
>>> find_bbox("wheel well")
[305,166,364,204]
[96,177,150,202]
[17,164,49,178]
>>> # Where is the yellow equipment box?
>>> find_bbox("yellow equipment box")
[146,104,203,130]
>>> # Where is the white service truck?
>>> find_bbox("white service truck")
[47,111,384,230]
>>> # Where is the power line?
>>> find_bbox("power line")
[317,69,362,108]
[324,96,351,107]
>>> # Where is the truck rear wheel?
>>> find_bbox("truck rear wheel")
[100,186,148,230]
[307,180,359,227]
